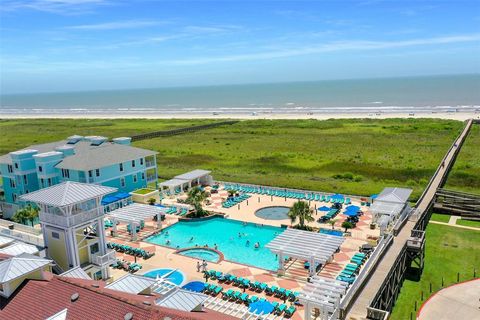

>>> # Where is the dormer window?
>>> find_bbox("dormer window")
[131,160,135,168]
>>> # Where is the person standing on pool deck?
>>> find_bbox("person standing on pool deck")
[202,260,208,272]
[196,261,201,272]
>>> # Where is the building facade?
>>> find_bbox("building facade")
[0,135,158,218]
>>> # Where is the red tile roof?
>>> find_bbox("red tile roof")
[0,276,234,320]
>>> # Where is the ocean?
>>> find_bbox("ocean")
[0,74,479,116]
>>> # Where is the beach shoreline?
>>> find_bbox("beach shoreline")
[1,111,478,121]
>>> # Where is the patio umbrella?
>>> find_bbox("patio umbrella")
[331,193,345,200]
[317,206,331,212]
[344,211,359,217]
[345,205,360,212]
[249,300,275,315]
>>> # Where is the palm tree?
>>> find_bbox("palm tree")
[12,205,39,226]
[186,187,209,217]
[342,221,354,233]
[328,218,339,230]
[288,200,314,229]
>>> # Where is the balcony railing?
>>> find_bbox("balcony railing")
[145,160,156,168]
[39,208,103,228]
[92,250,116,267]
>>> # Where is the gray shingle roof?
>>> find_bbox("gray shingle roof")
[376,187,412,204]
[55,141,157,171]
[20,181,117,207]
[0,139,157,170]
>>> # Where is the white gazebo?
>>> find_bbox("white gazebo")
[371,187,412,234]
[159,169,213,195]
[265,228,345,276]
[106,203,165,240]
[299,275,349,320]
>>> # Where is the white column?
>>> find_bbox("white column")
[67,228,80,268]
[112,218,117,237]
[309,256,315,276]
[97,218,107,255]
[131,222,137,241]
[278,251,285,275]
[156,213,162,229]
[304,302,311,320]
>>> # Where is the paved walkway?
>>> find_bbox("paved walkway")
[429,220,480,231]
[417,279,480,320]
[448,215,460,225]
[346,119,473,319]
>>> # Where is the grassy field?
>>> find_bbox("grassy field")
[457,219,480,228]
[445,124,480,194]
[390,223,480,320]
[0,118,465,199]
[430,213,451,223]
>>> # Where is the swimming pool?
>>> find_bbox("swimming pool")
[319,228,344,237]
[178,248,221,263]
[143,268,185,286]
[146,217,285,271]
[255,206,290,220]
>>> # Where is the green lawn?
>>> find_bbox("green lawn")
[456,219,480,228]
[0,118,465,200]
[429,213,451,223]
[390,223,480,320]
[446,124,480,195]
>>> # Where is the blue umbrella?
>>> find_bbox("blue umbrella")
[249,301,275,315]
[344,211,359,217]
[345,205,360,212]
[317,206,331,211]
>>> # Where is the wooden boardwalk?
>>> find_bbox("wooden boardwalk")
[346,119,473,319]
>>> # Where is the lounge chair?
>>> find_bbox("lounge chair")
[248,296,259,304]
[222,289,234,299]
[212,286,223,296]
[266,285,278,295]
[238,293,249,303]
[285,306,296,317]
[275,304,287,315]
[230,291,241,301]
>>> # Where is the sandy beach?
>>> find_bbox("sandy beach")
[1,111,479,121]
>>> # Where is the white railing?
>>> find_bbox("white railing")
[39,208,103,228]
[0,227,45,246]
[93,250,116,266]
[0,218,42,235]
[146,160,156,168]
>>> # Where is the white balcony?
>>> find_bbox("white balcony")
[92,250,116,267]
[39,208,103,228]
[145,160,156,168]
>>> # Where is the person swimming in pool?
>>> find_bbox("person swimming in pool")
[190,236,194,242]
[165,231,169,236]
[166,240,171,245]
[214,244,218,250]
[246,240,250,246]
[254,242,260,249]
[238,232,242,238]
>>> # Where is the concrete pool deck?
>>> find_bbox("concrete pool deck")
[107,184,381,319]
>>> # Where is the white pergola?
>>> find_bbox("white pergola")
[159,178,191,195]
[265,228,345,276]
[299,275,349,320]
[106,203,164,240]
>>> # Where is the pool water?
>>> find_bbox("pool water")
[255,206,290,220]
[143,268,185,286]
[319,228,344,237]
[178,248,220,262]
[146,217,285,271]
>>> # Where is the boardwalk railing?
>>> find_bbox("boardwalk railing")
[131,121,238,141]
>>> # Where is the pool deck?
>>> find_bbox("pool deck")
[107,185,380,319]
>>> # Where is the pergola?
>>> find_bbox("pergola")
[159,178,191,195]
[265,228,345,276]
[299,275,349,320]
[106,203,165,240]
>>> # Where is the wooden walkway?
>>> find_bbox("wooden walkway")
[346,119,473,319]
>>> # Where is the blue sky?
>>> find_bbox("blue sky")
[1,0,479,93]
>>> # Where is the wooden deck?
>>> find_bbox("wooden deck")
[346,119,473,319]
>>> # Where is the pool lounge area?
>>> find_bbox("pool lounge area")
[146,217,286,271]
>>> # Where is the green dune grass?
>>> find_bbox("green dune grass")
[0,118,470,199]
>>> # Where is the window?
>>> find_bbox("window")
[14,162,18,169]
[90,243,99,255]
[41,178,44,187]
[47,178,51,186]
[140,158,144,165]
[119,163,123,172]
[9,179,15,188]
[133,174,137,183]
[7,165,13,173]
[61,169,70,178]
[12,194,17,202]
[131,160,135,168]
[95,169,100,177]
[23,175,28,184]
[88,170,93,178]
[52,232,60,239]
[141,172,145,180]
[38,166,43,172]
[120,177,125,187]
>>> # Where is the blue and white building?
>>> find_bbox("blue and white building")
[0,135,158,218]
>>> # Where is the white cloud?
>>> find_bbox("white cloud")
[1,0,111,14]
[67,19,165,30]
